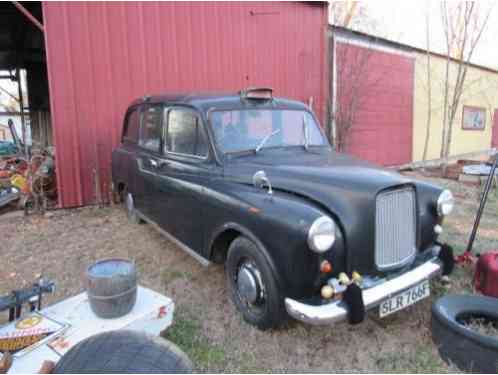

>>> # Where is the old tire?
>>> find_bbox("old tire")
[125,192,142,224]
[431,294,498,373]
[226,236,286,330]
[53,330,193,373]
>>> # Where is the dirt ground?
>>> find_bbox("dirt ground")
[1,173,496,372]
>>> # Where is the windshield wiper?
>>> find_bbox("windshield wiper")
[302,114,309,151]
[255,129,280,153]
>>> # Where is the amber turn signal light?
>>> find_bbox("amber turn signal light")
[320,260,332,273]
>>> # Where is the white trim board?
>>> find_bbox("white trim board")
[333,33,416,59]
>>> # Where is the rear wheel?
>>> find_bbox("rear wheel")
[225,236,286,330]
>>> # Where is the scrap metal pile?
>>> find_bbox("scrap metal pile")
[0,141,18,157]
[0,150,56,213]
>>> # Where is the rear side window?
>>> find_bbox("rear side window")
[165,109,208,158]
[123,108,140,142]
[139,105,162,152]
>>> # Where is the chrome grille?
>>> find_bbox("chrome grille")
[375,187,416,270]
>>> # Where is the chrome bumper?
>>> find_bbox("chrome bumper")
[285,258,442,325]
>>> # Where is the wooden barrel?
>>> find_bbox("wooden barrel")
[86,258,137,319]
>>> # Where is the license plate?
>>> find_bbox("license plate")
[379,280,430,318]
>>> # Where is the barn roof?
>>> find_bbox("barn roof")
[331,25,498,75]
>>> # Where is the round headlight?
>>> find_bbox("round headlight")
[308,216,336,253]
[437,189,454,216]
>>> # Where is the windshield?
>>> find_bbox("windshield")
[210,109,327,154]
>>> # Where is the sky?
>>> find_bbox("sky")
[335,0,498,70]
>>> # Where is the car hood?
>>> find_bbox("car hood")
[222,148,415,274]
[223,148,412,207]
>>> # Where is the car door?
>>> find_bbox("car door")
[156,106,216,256]
[133,103,165,220]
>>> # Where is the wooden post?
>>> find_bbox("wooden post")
[16,66,27,155]
[11,2,44,33]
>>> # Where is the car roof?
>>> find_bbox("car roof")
[128,92,309,113]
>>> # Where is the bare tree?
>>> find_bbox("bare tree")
[331,40,379,151]
[329,1,379,33]
[328,2,382,150]
[440,2,493,165]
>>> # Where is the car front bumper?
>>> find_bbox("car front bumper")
[284,257,442,325]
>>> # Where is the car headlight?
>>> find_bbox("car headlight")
[437,189,454,216]
[308,216,336,253]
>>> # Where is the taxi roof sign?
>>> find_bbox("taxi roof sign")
[240,87,273,100]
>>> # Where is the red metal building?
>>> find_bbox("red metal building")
[331,26,414,167]
[40,2,328,208]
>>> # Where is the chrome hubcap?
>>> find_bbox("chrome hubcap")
[237,262,264,305]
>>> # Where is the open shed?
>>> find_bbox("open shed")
[0,2,50,149]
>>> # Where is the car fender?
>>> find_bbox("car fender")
[209,222,284,289]
[203,183,343,297]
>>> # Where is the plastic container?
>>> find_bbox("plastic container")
[86,258,137,319]
[474,252,498,298]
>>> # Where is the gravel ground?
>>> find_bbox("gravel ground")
[1,173,496,372]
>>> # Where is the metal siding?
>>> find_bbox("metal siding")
[43,2,327,207]
[336,42,414,166]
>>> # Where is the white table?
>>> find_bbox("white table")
[3,286,174,374]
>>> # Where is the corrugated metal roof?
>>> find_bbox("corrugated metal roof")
[331,25,498,75]
[43,1,328,208]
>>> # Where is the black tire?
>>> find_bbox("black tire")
[124,191,142,224]
[431,294,498,373]
[226,236,286,330]
[53,330,193,373]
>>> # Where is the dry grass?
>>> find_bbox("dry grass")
[1,172,496,372]
[462,317,498,339]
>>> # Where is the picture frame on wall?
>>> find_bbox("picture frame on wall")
[462,106,486,130]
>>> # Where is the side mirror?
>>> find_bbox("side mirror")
[253,170,272,195]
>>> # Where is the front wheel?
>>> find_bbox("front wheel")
[225,236,286,330]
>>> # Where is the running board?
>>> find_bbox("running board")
[136,211,211,267]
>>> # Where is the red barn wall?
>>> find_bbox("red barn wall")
[335,41,414,166]
[43,2,328,207]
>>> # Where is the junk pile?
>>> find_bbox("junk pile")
[450,157,498,186]
[404,155,498,185]
[0,141,18,157]
[0,149,56,213]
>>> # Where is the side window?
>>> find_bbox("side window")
[165,109,208,158]
[123,108,140,142]
[139,105,162,152]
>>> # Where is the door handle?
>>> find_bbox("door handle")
[149,159,168,169]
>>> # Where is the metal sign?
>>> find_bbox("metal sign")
[0,312,67,356]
